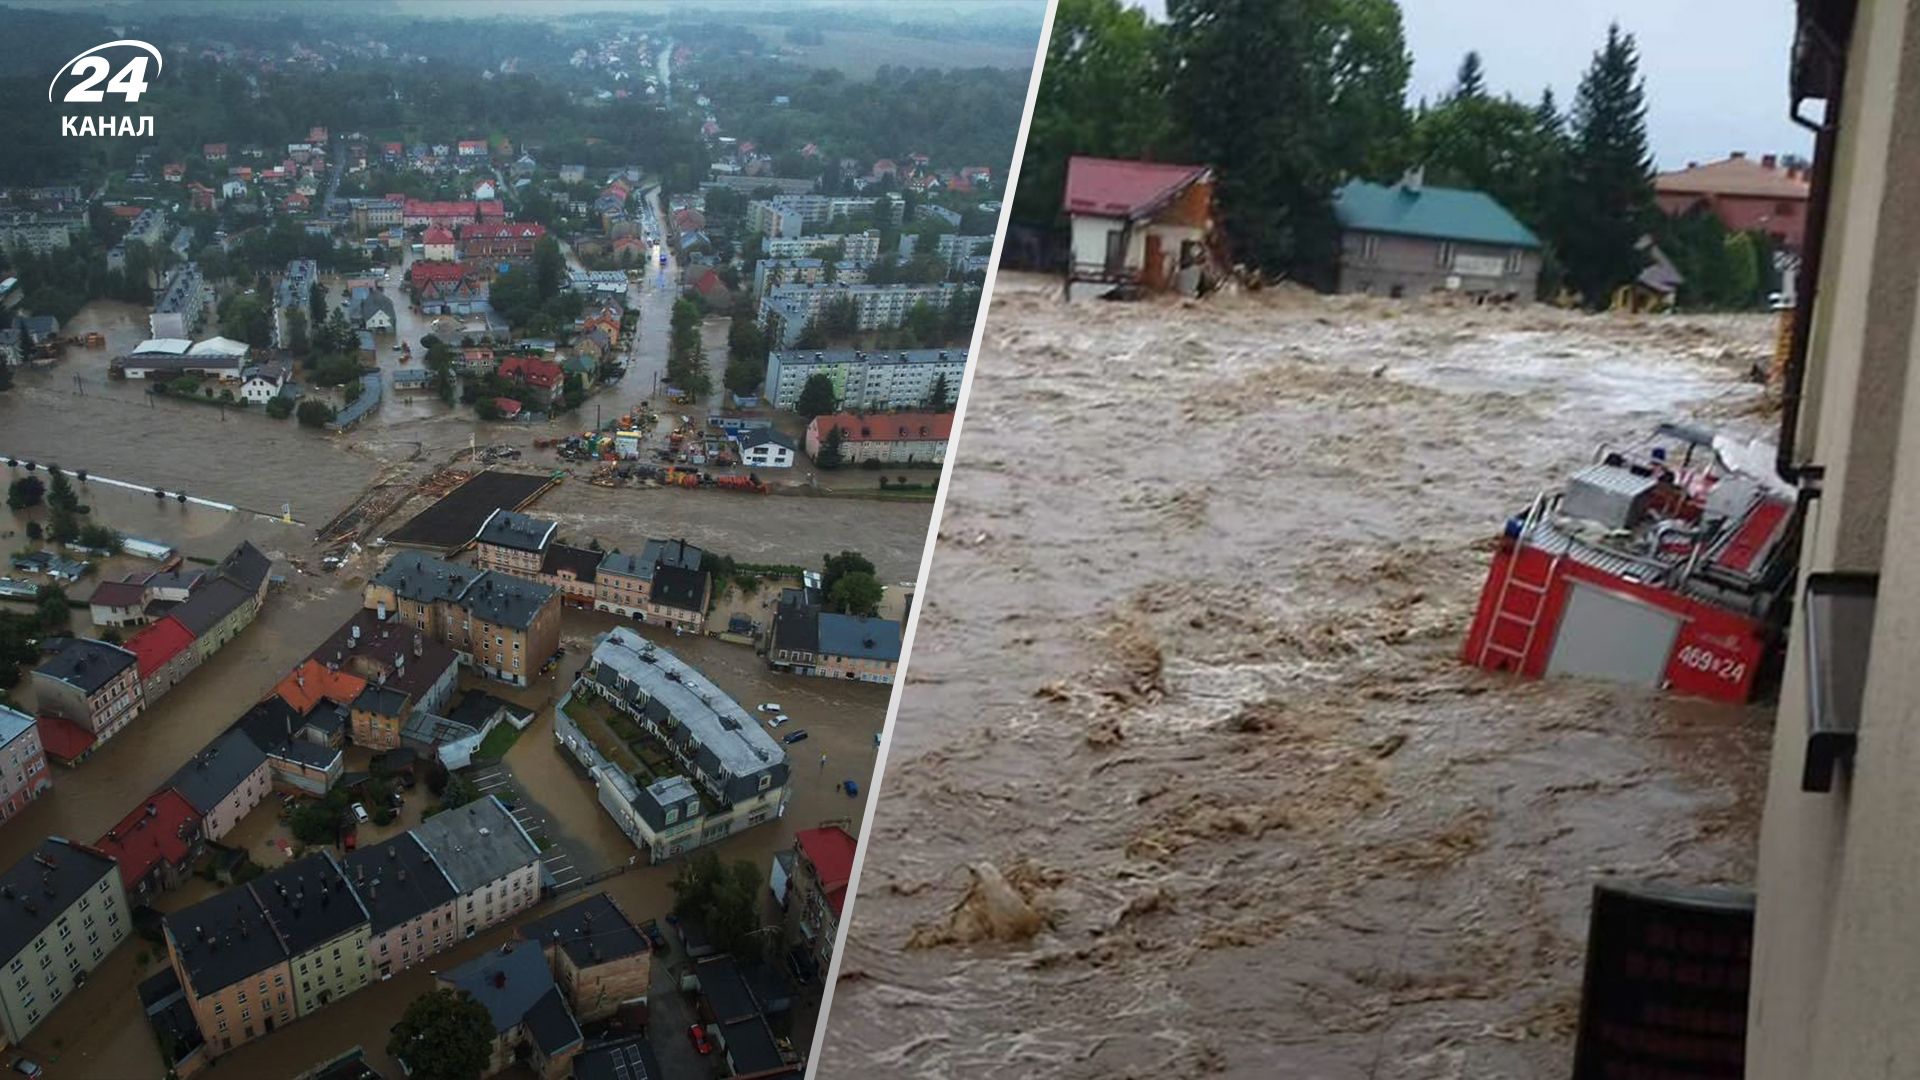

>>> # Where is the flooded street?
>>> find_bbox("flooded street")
[814,276,1775,1078]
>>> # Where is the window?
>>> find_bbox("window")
[1506,248,1525,275]
[1361,234,1380,261]
[1435,241,1456,268]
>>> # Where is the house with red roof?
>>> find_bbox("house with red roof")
[691,268,732,309]
[461,222,547,261]
[1655,152,1811,250]
[188,182,217,211]
[94,789,203,901]
[457,139,488,158]
[1064,155,1216,292]
[126,615,201,705]
[804,411,953,466]
[403,199,480,228]
[423,224,458,261]
[35,715,97,767]
[499,355,565,403]
[870,158,897,180]
[203,143,228,161]
[477,199,506,221]
[782,826,856,974]
[493,396,524,419]
[162,163,185,183]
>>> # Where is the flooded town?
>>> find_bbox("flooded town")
[0,2,1042,1076]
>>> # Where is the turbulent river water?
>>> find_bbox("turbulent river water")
[813,275,1776,1079]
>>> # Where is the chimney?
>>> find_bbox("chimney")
[1762,153,1778,169]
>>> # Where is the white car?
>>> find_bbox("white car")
[758,703,783,713]
[768,714,791,728]
[352,802,370,824]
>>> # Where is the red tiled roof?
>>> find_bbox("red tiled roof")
[477,200,506,219]
[423,225,455,244]
[1064,156,1211,219]
[126,616,196,679]
[35,715,96,763]
[1655,154,1810,200]
[274,659,368,715]
[89,580,147,608]
[499,355,563,388]
[816,411,953,443]
[404,199,479,219]
[795,826,857,917]
[409,260,469,284]
[494,397,524,417]
[94,789,201,890]
[461,223,547,241]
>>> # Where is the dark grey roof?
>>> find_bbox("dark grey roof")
[35,637,137,693]
[168,577,252,636]
[409,795,539,892]
[459,572,555,631]
[166,853,367,997]
[474,509,557,553]
[446,690,531,730]
[696,955,757,1023]
[216,541,272,593]
[0,838,119,962]
[308,609,460,702]
[815,614,902,662]
[526,985,584,1056]
[719,1015,785,1074]
[586,631,787,800]
[640,537,703,571]
[441,941,557,1033]
[517,892,647,969]
[650,564,707,614]
[739,429,796,451]
[342,833,457,934]
[596,549,649,579]
[352,684,411,719]
[771,606,818,655]
[541,543,600,583]
[375,551,480,604]
[573,1036,663,1080]
[169,728,269,814]
[234,695,342,768]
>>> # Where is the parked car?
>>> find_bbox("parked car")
[758,703,783,713]
[352,802,370,824]
[843,779,859,798]
[11,1055,45,1078]
[768,714,791,728]
[688,1024,712,1055]
[782,729,809,745]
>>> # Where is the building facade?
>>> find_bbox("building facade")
[409,796,542,940]
[764,347,967,412]
[804,411,952,466]
[1332,174,1542,299]
[364,553,562,688]
[32,638,144,744]
[0,705,52,823]
[0,838,130,1045]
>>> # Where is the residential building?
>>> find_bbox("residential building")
[421,226,457,262]
[0,839,129,1045]
[344,290,395,331]
[1748,0,1920,1073]
[1064,156,1216,294]
[473,509,558,576]
[309,609,461,750]
[0,705,52,822]
[934,233,995,269]
[87,578,151,628]
[149,263,211,339]
[517,892,651,1022]
[1332,172,1542,299]
[364,552,562,687]
[747,194,896,234]
[769,601,903,684]
[737,428,797,469]
[461,222,548,260]
[751,257,865,300]
[274,259,319,349]
[804,411,952,466]
[780,826,856,981]
[32,637,143,744]
[764,347,966,412]
[408,796,542,939]
[343,833,458,979]
[113,336,251,382]
[691,955,790,1076]
[593,539,710,630]
[916,203,964,228]
[557,630,791,862]
[239,361,292,404]
[433,942,582,1078]
[567,270,629,296]
[126,614,200,706]
[230,693,346,796]
[1655,152,1811,250]
[349,199,403,232]
[94,789,203,903]
[167,728,271,842]
[163,853,371,1058]
[499,355,565,404]
[763,229,882,262]
[759,282,958,347]
[0,210,85,254]
[402,200,483,228]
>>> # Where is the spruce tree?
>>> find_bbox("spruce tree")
[1453,51,1487,100]
[1561,23,1655,307]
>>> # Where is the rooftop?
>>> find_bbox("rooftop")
[794,826,857,917]
[0,705,32,746]
[126,616,195,680]
[307,609,459,703]
[474,509,558,554]
[541,543,601,583]
[650,564,707,614]
[167,853,369,996]
[374,552,555,631]
[35,637,137,694]
[276,659,370,716]
[587,630,784,780]
[816,613,903,663]
[168,728,269,815]
[1064,156,1212,219]
[0,838,120,963]
[573,1036,663,1080]
[408,795,539,893]
[33,715,96,763]
[815,412,953,443]
[167,578,252,637]
[1655,153,1811,200]
[517,892,648,970]
[440,941,561,1034]
[341,833,457,934]
[95,790,202,891]
[1333,177,1541,249]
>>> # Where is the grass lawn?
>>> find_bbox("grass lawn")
[476,721,525,760]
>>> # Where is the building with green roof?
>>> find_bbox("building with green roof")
[1332,171,1542,299]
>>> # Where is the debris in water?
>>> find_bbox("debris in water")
[907,862,1050,948]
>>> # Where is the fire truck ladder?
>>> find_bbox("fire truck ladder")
[1477,493,1564,673]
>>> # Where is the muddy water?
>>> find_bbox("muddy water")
[814,276,1775,1079]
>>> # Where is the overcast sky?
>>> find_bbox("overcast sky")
[1127,0,1811,169]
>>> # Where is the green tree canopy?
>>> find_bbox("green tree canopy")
[822,550,876,597]
[1562,23,1655,306]
[388,988,495,1080]
[795,373,838,418]
[828,571,885,617]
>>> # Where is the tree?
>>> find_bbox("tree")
[1167,0,1411,281]
[76,524,121,552]
[309,280,329,326]
[816,424,845,469]
[1561,23,1655,307]
[821,550,876,598]
[6,476,44,511]
[46,469,78,513]
[796,373,838,418]
[533,235,566,300]
[265,395,294,419]
[828,570,884,617]
[1014,0,1174,231]
[1452,51,1487,100]
[924,371,953,412]
[669,850,766,958]
[287,308,310,356]
[297,399,337,428]
[388,989,494,1080]
[0,362,11,392]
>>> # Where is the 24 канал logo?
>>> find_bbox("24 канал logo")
[50,39,163,138]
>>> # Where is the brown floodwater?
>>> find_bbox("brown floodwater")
[812,275,1775,1078]
[0,272,925,1075]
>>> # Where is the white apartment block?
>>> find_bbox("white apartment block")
[763,229,882,263]
[759,282,959,347]
[149,263,211,339]
[764,347,968,411]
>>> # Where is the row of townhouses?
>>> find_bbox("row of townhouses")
[469,510,712,632]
